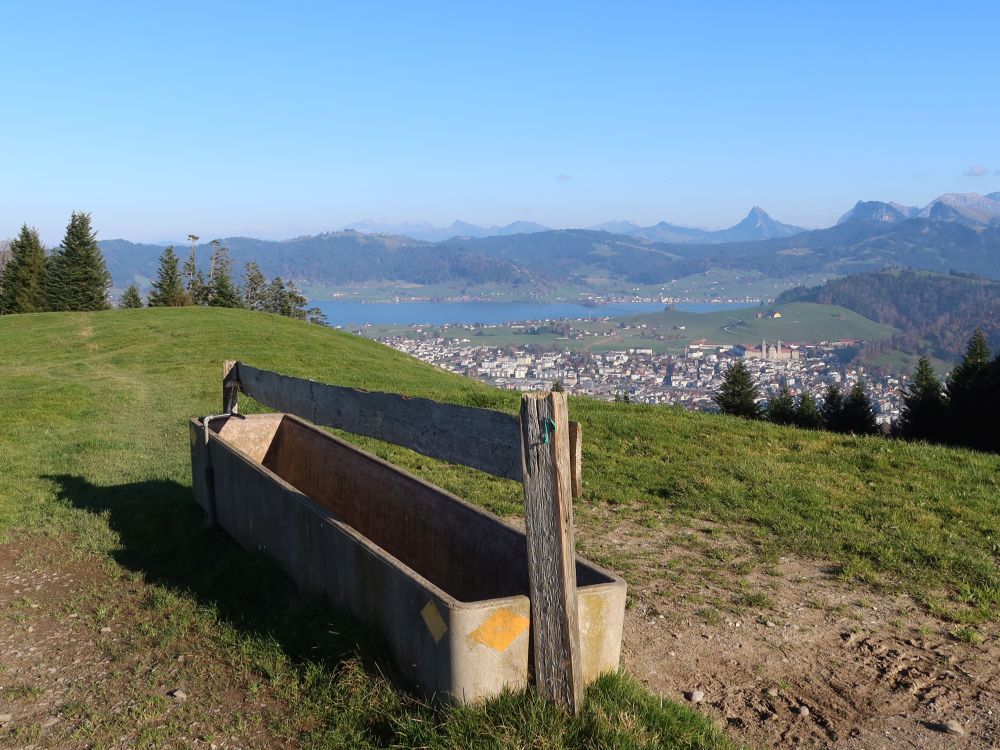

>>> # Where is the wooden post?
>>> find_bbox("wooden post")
[519,391,583,714]
[568,421,583,499]
[223,360,240,414]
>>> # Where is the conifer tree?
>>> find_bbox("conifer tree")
[946,330,991,449]
[306,306,328,325]
[551,379,565,393]
[714,361,761,419]
[987,353,1000,453]
[765,385,796,425]
[0,225,48,313]
[793,391,823,429]
[897,356,946,442]
[841,381,879,435]
[821,384,844,432]
[241,262,267,311]
[119,284,143,308]
[207,240,241,308]
[44,212,110,311]
[263,277,288,315]
[147,246,188,307]
[183,234,208,305]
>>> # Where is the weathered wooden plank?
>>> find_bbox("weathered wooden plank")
[223,359,239,414]
[233,362,523,480]
[519,391,583,714]
[568,421,582,499]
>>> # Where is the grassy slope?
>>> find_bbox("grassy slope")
[0,308,735,750]
[621,302,897,346]
[1,308,998,743]
[366,301,897,356]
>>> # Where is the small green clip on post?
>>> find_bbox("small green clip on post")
[542,417,557,445]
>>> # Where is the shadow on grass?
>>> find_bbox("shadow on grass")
[43,474,741,750]
[44,473,398,683]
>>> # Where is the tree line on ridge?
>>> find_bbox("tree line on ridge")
[0,215,326,325]
[714,330,1000,453]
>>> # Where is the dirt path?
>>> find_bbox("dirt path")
[619,551,1000,748]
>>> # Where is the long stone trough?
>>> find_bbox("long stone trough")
[189,412,626,703]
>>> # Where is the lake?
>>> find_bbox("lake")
[314,300,757,326]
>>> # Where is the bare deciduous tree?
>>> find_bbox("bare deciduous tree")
[0,239,12,276]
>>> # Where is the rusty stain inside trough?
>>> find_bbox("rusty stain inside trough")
[190,412,626,703]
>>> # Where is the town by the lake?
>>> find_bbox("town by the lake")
[375,315,907,428]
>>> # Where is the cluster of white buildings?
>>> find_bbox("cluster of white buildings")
[380,336,907,426]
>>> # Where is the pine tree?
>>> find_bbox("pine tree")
[242,262,267,311]
[284,280,307,319]
[207,240,241,308]
[793,391,823,429]
[147,246,188,307]
[183,234,208,305]
[897,356,946,442]
[714,361,761,419]
[44,212,110,311]
[946,330,992,449]
[821,384,844,432]
[119,284,143,308]
[987,353,1000,453]
[263,277,288,315]
[0,225,48,313]
[306,307,328,326]
[841,381,879,435]
[765,385,796,425]
[551,379,565,393]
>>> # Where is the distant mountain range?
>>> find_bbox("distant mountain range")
[100,233,528,289]
[589,207,806,244]
[838,192,1000,227]
[345,206,805,244]
[342,219,551,243]
[99,192,1000,294]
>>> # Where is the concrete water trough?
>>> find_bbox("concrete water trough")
[189,412,626,703]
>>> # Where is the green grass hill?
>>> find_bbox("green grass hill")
[1,307,998,748]
[620,301,897,348]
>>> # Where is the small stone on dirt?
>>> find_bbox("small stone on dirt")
[170,689,189,703]
[0,713,11,724]
[100,626,112,633]
[42,716,59,728]
[688,690,705,703]
[941,720,964,736]
[798,705,810,717]
[766,621,776,628]
[766,687,779,698]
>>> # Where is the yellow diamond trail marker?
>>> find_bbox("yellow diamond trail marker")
[469,608,530,652]
[421,601,448,643]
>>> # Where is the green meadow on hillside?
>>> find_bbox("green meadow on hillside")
[1,308,998,747]
[619,302,896,349]
[369,301,896,355]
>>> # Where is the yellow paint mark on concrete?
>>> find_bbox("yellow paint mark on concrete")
[469,609,530,652]
[421,601,448,643]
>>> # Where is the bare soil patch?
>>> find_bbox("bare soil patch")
[0,537,297,750]
[4,518,998,750]
[578,517,1000,749]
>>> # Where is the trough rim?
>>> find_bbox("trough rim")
[192,412,626,610]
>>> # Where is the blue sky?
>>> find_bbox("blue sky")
[2,1,998,243]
